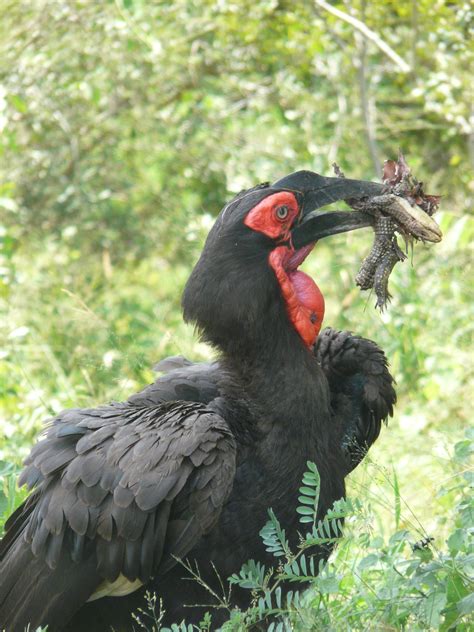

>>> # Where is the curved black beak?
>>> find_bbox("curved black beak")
[272,170,383,249]
[291,210,374,248]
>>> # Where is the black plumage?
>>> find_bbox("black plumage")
[0,171,396,631]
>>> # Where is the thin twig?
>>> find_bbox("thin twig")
[314,0,411,72]
[356,0,381,177]
[114,0,156,51]
[411,0,419,68]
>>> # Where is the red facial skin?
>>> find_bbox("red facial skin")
[244,192,325,348]
[244,191,300,241]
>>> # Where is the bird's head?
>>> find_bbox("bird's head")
[182,171,382,355]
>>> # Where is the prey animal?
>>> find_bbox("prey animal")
[333,155,442,309]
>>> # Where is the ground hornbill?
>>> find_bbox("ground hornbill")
[0,171,399,631]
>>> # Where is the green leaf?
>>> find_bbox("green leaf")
[447,529,465,554]
[296,506,314,515]
[424,592,447,628]
[298,495,316,506]
[358,553,379,570]
[454,439,473,462]
[457,593,474,616]
[275,586,282,608]
[316,575,340,594]
[299,486,317,496]
[446,572,469,605]
[300,555,307,575]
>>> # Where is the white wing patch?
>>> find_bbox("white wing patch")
[87,574,143,602]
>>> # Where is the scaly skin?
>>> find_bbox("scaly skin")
[349,194,440,310]
[355,214,406,309]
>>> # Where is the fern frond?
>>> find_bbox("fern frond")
[297,461,321,527]
[229,560,266,590]
[260,508,291,558]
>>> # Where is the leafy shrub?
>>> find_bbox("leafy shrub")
[130,431,473,631]
[224,432,473,631]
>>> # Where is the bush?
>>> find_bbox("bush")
[128,431,473,631]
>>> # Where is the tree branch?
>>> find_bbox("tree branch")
[356,0,381,177]
[314,0,411,73]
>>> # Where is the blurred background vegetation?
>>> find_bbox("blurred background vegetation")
[0,0,472,629]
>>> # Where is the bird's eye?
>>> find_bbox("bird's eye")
[275,205,289,221]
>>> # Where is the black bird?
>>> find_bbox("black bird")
[0,171,396,631]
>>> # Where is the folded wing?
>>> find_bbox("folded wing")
[0,399,236,630]
[314,328,396,473]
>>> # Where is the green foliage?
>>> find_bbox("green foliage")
[260,509,292,558]
[0,0,472,260]
[126,446,472,629]
[213,446,473,631]
[0,460,27,531]
[297,460,320,526]
[229,560,267,591]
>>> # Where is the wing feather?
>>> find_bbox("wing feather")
[2,398,236,598]
[314,327,396,473]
